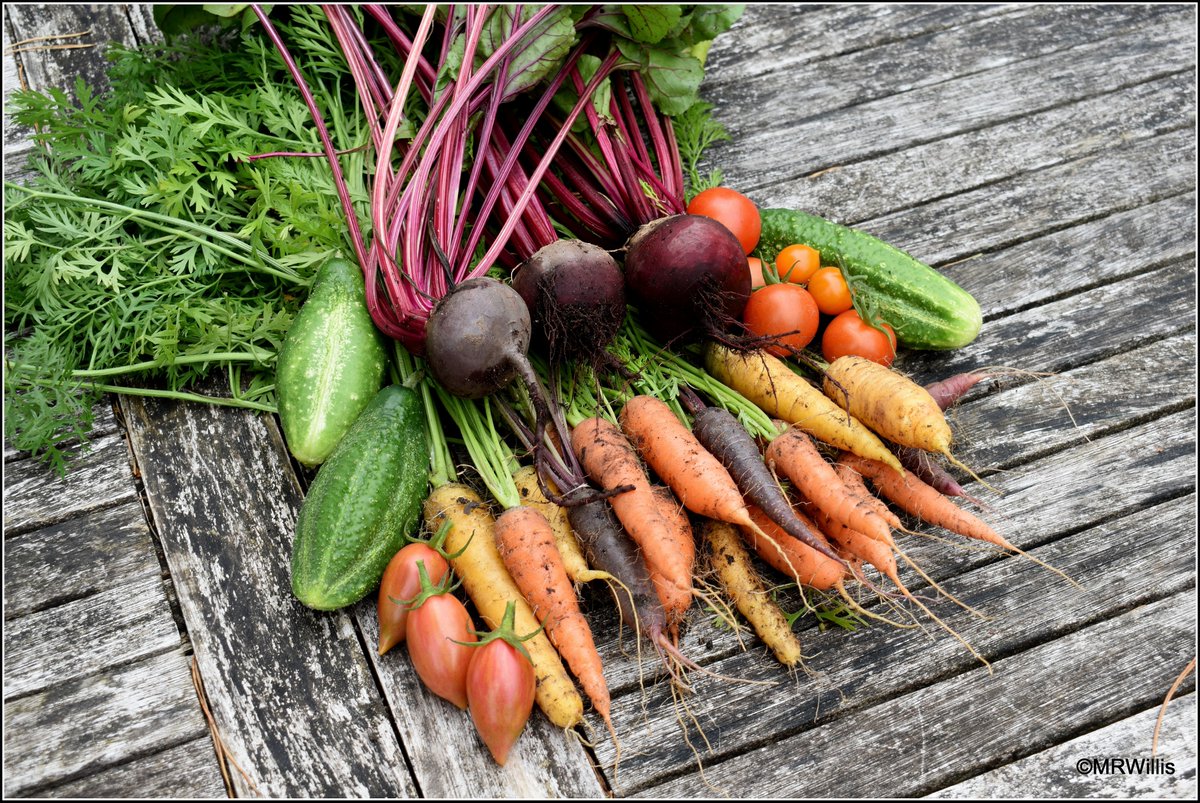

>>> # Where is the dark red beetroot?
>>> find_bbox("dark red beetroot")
[424,276,537,400]
[622,214,751,343]
[511,240,626,365]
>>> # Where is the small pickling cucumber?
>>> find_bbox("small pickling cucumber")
[756,208,982,350]
[291,384,429,611]
[276,257,387,467]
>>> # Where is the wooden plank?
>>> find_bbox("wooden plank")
[5,4,137,97]
[120,390,419,798]
[707,7,1195,191]
[773,71,1194,224]
[2,431,139,536]
[356,602,608,798]
[704,5,1175,95]
[2,648,220,797]
[635,590,1196,798]
[929,192,1195,323]
[898,260,1196,389]
[929,693,1197,799]
[36,737,228,800]
[933,333,1197,473]
[2,573,181,700]
[585,410,1196,788]
[704,5,1014,90]
[3,500,160,620]
[862,129,1195,268]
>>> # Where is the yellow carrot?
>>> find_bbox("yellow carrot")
[704,343,903,473]
[423,483,584,729]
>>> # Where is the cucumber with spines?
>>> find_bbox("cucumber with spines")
[755,208,982,350]
[290,384,428,610]
[276,257,388,467]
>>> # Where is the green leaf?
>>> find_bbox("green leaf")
[621,5,684,44]
[479,6,578,101]
[687,4,745,41]
[153,5,223,37]
[616,39,704,116]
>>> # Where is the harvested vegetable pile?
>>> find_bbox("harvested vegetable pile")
[4,2,1064,770]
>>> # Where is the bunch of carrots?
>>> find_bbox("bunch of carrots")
[367,315,1068,766]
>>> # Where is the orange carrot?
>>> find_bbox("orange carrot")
[838,452,1008,547]
[839,452,1080,589]
[571,417,695,625]
[648,485,696,629]
[765,426,894,544]
[619,395,752,525]
[740,505,846,592]
[834,461,904,533]
[493,505,614,735]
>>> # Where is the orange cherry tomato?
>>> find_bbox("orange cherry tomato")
[774,243,820,284]
[821,309,897,366]
[807,266,853,315]
[686,187,761,255]
[742,283,821,357]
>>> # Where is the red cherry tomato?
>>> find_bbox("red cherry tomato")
[406,592,477,709]
[807,266,853,315]
[743,283,821,357]
[821,309,898,366]
[686,187,761,255]
[466,637,536,766]
[774,243,820,284]
[377,545,450,656]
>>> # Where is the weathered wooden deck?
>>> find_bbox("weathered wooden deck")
[3,4,1196,799]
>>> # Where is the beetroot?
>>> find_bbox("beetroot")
[511,239,625,364]
[424,276,536,399]
[622,214,750,343]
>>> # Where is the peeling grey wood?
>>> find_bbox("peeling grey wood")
[774,71,1194,225]
[863,129,1195,269]
[705,5,1150,94]
[706,6,1196,194]
[929,693,1197,799]
[3,500,160,619]
[2,573,181,700]
[36,736,228,800]
[636,591,1197,798]
[2,431,139,536]
[896,260,1196,390]
[2,647,218,796]
[357,601,608,799]
[120,391,419,798]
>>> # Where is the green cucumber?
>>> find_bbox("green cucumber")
[276,257,388,467]
[756,208,982,350]
[291,384,429,610]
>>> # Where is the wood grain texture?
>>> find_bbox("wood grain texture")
[705,5,1196,194]
[3,500,160,620]
[3,648,219,797]
[120,390,418,798]
[634,590,1196,798]
[2,573,181,700]
[2,432,139,536]
[929,693,1197,799]
[34,737,228,800]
